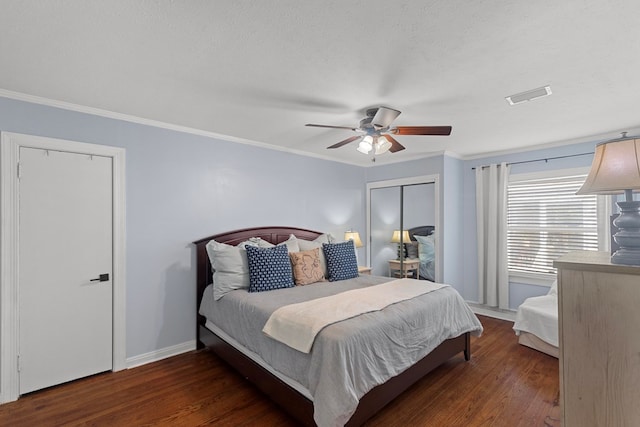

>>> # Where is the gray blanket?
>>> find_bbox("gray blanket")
[200,276,483,427]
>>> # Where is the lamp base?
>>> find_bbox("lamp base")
[611,200,640,266]
[611,248,640,265]
[397,243,407,260]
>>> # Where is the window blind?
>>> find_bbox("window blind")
[507,174,598,275]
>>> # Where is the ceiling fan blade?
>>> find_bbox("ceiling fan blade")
[306,123,358,131]
[392,126,452,136]
[327,135,362,149]
[372,107,401,129]
[383,134,405,153]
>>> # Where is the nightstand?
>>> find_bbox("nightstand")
[388,259,420,278]
[358,266,371,275]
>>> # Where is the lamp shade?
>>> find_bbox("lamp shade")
[374,136,392,155]
[344,231,363,248]
[577,136,640,266]
[390,230,410,243]
[357,136,373,154]
[577,138,640,195]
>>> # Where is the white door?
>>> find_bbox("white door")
[18,147,113,394]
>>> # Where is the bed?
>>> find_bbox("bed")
[512,281,559,358]
[407,226,436,281]
[194,226,483,426]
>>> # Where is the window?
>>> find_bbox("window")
[507,168,609,282]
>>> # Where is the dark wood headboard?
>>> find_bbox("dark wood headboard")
[408,225,435,241]
[193,226,323,327]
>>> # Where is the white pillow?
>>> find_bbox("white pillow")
[260,234,300,253]
[548,279,558,296]
[206,238,269,300]
[281,234,301,252]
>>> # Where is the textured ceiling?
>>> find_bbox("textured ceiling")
[1,1,640,166]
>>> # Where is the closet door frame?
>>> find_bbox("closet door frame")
[366,175,440,282]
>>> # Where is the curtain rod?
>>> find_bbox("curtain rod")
[471,152,594,170]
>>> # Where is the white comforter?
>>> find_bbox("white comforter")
[513,294,558,347]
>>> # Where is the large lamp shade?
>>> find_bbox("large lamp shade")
[577,138,640,195]
[577,136,640,265]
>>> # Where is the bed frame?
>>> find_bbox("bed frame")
[193,226,471,426]
[408,225,435,240]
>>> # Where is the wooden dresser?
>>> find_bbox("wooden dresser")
[554,251,640,426]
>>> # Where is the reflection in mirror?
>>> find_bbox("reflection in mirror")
[369,182,436,279]
[370,186,400,276]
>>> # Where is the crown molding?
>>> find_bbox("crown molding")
[0,89,368,167]
[459,127,640,161]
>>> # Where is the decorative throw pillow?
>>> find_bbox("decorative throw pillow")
[322,240,359,282]
[245,244,295,292]
[289,248,325,286]
[297,234,334,277]
[415,234,435,262]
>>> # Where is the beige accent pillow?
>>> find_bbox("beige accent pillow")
[289,248,325,286]
[296,234,334,277]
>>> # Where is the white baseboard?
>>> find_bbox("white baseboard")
[125,340,196,369]
[467,302,517,322]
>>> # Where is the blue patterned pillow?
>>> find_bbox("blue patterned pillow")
[245,244,295,292]
[322,240,359,281]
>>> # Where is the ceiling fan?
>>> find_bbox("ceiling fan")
[306,106,452,155]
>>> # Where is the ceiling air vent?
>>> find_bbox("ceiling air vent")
[505,85,552,105]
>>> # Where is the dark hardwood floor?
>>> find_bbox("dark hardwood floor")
[0,315,560,426]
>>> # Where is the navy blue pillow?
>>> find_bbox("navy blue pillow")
[322,240,359,281]
[245,244,295,292]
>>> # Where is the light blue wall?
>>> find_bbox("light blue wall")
[404,183,435,228]
[365,156,444,183]
[442,156,464,288]
[1,94,612,357]
[462,141,600,309]
[0,96,367,359]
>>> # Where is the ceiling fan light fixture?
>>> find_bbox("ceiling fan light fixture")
[307,106,452,155]
[374,136,392,155]
[357,136,373,154]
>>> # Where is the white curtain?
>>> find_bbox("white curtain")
[476,162,510,309]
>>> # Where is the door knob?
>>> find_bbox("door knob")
[90,273,109,282]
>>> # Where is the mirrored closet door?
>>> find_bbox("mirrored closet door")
[367,176,439,281]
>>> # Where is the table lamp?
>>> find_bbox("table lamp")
[577,134,640,265]
[344,230,363,248]
[391,230,411,260]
